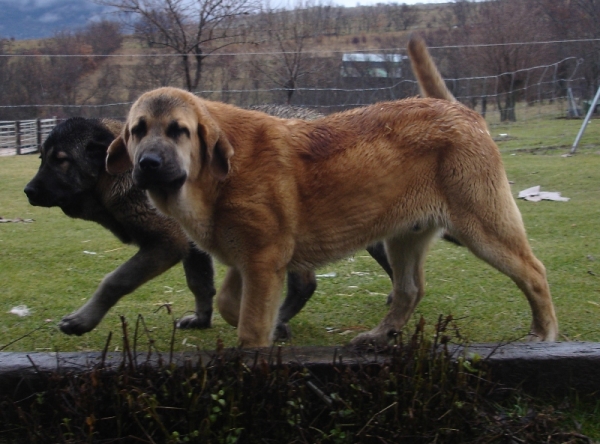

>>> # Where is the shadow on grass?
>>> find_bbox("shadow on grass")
[0,315,591,443]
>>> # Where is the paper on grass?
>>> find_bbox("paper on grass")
[9,305,31,317]
[518,185,570,202]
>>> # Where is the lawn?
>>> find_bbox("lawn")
[1,115,600,353]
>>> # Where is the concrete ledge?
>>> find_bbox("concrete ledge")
[1,342,600,397]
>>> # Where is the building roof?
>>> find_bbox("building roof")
[342,53,407,63]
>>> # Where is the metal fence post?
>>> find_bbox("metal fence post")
[570,85,600,155]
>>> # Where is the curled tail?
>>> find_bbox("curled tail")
[407,36,455,102]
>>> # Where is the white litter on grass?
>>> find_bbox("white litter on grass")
[316,272,337,278]
[518,185,570,202]
[9,305,31,317]
[83,250,97,255]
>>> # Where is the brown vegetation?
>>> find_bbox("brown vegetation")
[0,0,598,121]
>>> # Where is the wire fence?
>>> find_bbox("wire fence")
[0,39,597,154]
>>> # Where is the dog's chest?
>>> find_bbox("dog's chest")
[161,187,215,249]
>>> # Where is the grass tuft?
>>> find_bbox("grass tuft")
[0,316,590,443]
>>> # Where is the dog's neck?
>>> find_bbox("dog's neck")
[148,178,218,253]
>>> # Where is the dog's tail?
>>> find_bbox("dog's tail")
[407,36,455,102]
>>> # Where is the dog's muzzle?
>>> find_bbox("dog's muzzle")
[24,182,44,206]
[24,178,59,207]
[133,150,187,192]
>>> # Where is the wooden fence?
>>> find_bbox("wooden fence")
[0,119,57,156]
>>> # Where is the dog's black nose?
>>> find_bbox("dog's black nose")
[24,184,37,199]
[139,153,162,171]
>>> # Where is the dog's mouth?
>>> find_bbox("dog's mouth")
[24,183,60,208]
[26,189,85,218]
[133,168,187,193]
[25,194,51,207]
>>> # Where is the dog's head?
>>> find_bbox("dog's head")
[106,88,234,199]
[24,117,118,214]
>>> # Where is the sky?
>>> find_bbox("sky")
[0,0,451,40]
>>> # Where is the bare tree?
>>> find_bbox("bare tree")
[40,31,98,108]
[474,1,551,121]
[537,0,600,98]
[129,49,184,94]
[428,0,550,121]
[252,2,333,104]
[81,20,124,55]
[383,3,421,31]
[99,0,260,91]
[0,39,14,119]
[0,23,126,120]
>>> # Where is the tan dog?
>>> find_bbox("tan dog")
[106,86,558,348]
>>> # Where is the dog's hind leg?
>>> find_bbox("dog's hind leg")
[351,227,440,348]
[178,245,216,329]
[367,242,396,305]
[449,211,558,341]
[59,243,182,335]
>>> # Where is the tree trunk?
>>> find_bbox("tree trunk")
[182,54,193,92]
[499,92,516,122]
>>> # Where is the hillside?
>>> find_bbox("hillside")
[0,0,597,124]
[0,0,115,40]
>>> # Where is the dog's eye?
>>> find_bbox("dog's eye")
[166,121,189,140]
[55,152,70,164]
[131,120,147,139]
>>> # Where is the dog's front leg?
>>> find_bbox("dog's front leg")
[59,245,181,335]
[216,267,243,327]
[238,262,287,348]
[274,270,317,341]
[178,245,216,329]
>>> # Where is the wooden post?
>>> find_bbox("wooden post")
[36,119,42,153]
[15,121,21,155]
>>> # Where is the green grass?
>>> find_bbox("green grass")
[1,116,600,353]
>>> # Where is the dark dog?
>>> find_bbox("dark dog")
[24,117,317,338]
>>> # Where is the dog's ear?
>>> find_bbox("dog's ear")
[197,117,234,182]
[106,133,132,175]
[85,131,115,166]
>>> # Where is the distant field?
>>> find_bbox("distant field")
[1,115,599,352]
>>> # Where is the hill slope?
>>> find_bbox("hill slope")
[0,0,114,40]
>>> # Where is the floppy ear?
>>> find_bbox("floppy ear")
[85,128,115,167]
[106,134,132,175]
[197,113,234,182]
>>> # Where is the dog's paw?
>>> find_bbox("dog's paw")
[177,313,212,330]
[59,314,96,336]
[349,329,399,351]
[273,322,292,342]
